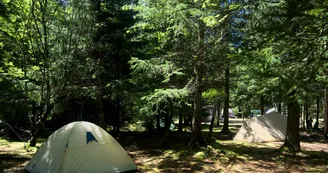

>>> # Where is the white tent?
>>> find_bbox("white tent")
[220,108,236,119]
[233,111,286,143]
[25,121,137,173]
[265,107,277,114]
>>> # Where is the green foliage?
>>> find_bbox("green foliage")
[129,56,188,118]
[202,88,224,105]
[1,0,327,150]
[140,88,188,116]
[130,57,184,85]
[233,0,328,112]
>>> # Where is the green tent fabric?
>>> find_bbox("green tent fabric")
[250,109,262,117]
[25,121,137,173]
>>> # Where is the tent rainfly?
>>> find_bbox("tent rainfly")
[233,111,287,143]
[25,121,137,173]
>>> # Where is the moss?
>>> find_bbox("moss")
[193,151,206,159]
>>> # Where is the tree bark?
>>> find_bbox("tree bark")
[221,66,230,134]
[314,96,319,129]
[188,114,192,129]
[281,91,301,152]
[305,100,309,130]
[178,107,183,132]
[208,106,216,138]
[30,104,53,146]
[30,0,52,147]
[145,116,154,132]
[163,106,173,146]
[114,99,120,133]
[324,88,328,137]
[189,21,205,147]
[99,100,106,130]
[156,114,160,130]
[30,128,40,147]
[260,95,264,115]
[184,113,188,125]
[301,106,305,130]
[189,87,205,146]
[216,102,221,126]
[278,103,282,114]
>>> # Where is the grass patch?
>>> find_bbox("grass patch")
[0,137,45,173]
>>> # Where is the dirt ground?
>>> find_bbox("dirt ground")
[1,131,328,173]
[119,132,328,173]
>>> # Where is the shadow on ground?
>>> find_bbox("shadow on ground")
[0,151,29,172]
[117,131,328,172]
[213,140,328,172]
[1,129,328,172]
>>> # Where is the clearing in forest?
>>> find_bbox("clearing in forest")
[1,131,328,173]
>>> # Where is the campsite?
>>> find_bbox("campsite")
[1,118,328,172]
[1,0,328,172]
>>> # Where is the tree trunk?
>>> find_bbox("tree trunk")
[184,113,188,125]
[278,103,282,114]
[301,106,305,130]
[208,106,217,138]
[281,91,301,152]
[30,0,52,147]
[188,114,192,129]
[189,21,205,147]
[216,102,221,126]
[305,100,309,130]
[324,88,328,137]
[221,66,230,134]
[30,128,40,147]
[163,106,173,146]
[260,95,264,115]
[115,99,120,133]
[156,114,160,130]
[178,108,183,132]
[30,104,53,147]
[189,88,205,146]
[99,100,106,130]
[314,96,319,129]
[145,116,154,132]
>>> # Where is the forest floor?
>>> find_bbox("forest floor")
[1,126,328,173]
[118,129,328,173]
